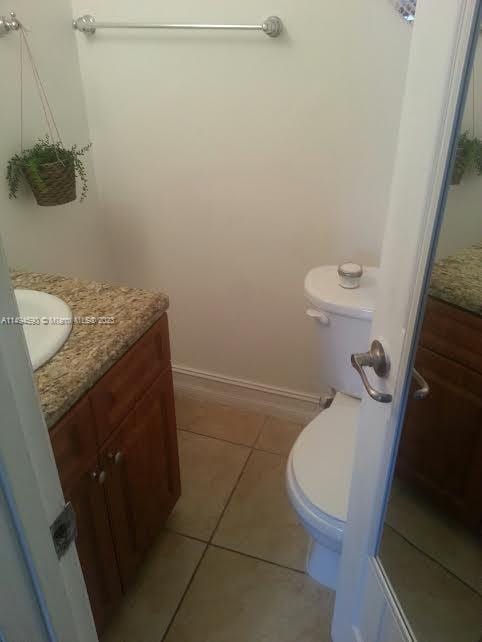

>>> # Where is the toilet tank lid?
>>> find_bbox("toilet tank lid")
[305,265,379,320]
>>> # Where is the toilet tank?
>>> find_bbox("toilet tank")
[305,265,379,398]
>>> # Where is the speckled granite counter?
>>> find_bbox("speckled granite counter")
[429,243,482,315]
[11,270,169,429]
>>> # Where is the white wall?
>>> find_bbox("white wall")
[437,39,482,259]
[74,0,412,394]
[0,0,114,281]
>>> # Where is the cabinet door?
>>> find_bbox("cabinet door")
[50,397,97,491]
[421,297,482,375]
[397,346,482,529]
[102,368,180,588]
[67,466,122,635]
[50,397,122,635]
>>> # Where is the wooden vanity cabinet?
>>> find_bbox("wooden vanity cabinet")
[396,297,482,531]
[101,369,180,589]
[65,466,123,632]
[50,315,180,634]
[50,397,122,634]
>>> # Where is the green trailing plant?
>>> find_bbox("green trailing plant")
[452,132,482,185]
[6,136,92,202]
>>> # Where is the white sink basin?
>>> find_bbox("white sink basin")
[14,289,73,371]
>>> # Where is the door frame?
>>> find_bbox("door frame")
[332,0,482,640]
[0,242,97,642]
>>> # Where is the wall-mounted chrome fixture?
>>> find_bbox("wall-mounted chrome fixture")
[73,14,283,38]
[391,0,416,23]
[0,11,19,36]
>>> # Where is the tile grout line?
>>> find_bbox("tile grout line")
[178,426,293,458]
[160,540,210,642]
[176,399,269,448]
[173,416,304,566]
[177,427,259,450]
[165,527,209,546]
[252,413,269,450]
[161,438,258,641]
[164,528,308,576]
[209,447,255,545]
[209,541,308,576]
[253,444,292,456]
[385,524,482,598]
[163,410,310,637]
[205,424,311,576]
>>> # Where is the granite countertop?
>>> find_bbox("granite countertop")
[11,270,169,429]
[429,243,482,316]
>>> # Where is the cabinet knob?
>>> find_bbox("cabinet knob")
[91,470,107,484]
[108,451,123,465]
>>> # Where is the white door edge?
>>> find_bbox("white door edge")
[370,558,416,640]
[0,455,57,640]
[0,240,97,642]
[348,559,414,642]
[332,1,482,640]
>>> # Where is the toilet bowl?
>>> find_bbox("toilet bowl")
[286,264,378,590]
[286,393,360,589]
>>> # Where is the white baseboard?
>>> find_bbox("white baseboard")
[172,364,323,424]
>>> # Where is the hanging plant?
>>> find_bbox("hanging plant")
[7,137,92,206]
[5,22,92,206]
[452,132,482,185]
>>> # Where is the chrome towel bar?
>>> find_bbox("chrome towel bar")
[73,14,283,38]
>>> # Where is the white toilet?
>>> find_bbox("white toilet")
[286,264,378,590]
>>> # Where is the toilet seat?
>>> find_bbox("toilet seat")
[287,393,360,551]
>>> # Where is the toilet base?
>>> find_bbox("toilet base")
[306,537,340,590]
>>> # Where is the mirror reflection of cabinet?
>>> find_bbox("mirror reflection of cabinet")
[396,296,482,531]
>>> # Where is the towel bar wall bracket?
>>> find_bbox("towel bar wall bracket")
[72,14,283,38]
[0,11,19,36]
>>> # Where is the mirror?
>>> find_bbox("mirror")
[378,34,482,642]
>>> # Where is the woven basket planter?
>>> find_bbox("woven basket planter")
[23,160,76,206]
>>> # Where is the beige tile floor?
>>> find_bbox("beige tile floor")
[385,478,482,594]
[381,477,482,642]
[166,430,250,541]
[380,527,482,642]
[104,396,482,642]
[164,547,334,642]
[103,396,331,642]
[212,449,309,571]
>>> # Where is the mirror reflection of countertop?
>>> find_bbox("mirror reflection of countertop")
[429,243,482,315]
[11,270,169,429]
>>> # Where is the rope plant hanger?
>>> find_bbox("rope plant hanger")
[6,20,91,206]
